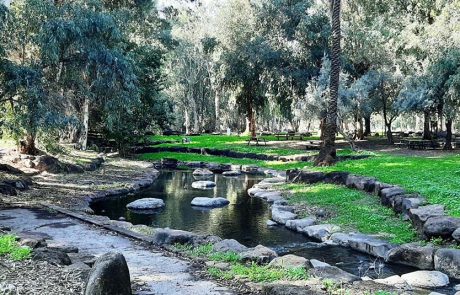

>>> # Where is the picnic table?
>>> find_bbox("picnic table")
[274,132,312,141]
[246,136,267,146]
[396,139,441,150]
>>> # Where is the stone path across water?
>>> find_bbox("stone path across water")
[0,208,233,295]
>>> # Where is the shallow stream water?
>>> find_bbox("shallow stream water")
[91,170,419,279]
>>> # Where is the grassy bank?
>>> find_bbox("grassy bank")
[315,153,460,217]
[283,183,418,244]
[0,235,32,261]
[148,134,317,156]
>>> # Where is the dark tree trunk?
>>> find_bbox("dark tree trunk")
[247,101,257,138]
[423,111,431,140]
[364,115,371,136]
[20,134,38,155]
[444,119,453,150]
[357,116,364,140]
[385,123,394,144]
[315,0,341,166]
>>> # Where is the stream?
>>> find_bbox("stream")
[91,170,418,279]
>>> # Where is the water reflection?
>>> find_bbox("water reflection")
[91,170,417,279]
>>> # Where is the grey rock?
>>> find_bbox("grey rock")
[213,239,248,253]
[285,217,316,232]
[241,245,278,264]
[423,216,460,239]
[380,187,405,207]
[205,261,230,270]
[273,199,288,206]
[260,177,286,184]
[453,228,460,242]
[272,205,296,212]
[190,197,229,207]
[241,165,260,174]
[222,170,241,177]
[401,270,449,288]
[346,175,376,192]
[373,182,393,196]
[152,228,197,245]
[68,253,97,267]
[301,224,340,242]
[268,254,309,269]
[271,208,297,225]
[248,187,266,197]
[385,243,434,270]
[309,259,330,268]
[19,237,46,249]
[401,197,426,217]
[192,168,213,176]
[374,275,408,289]
[47,244,79,254]
[434,248,460,279]
[84,252,131,295]
[288,171,325,184]
[260,192,284,203]
[409,205,445,231]
[191,181,216,189]
[266,220,277,227]
[331,233,394,258]
[310,265,360,283]
[32,248,71,265]
[126,198,165,210]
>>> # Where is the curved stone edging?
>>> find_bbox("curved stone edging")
[283,169,460,280]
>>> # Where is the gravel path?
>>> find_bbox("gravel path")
[0,208,233,295]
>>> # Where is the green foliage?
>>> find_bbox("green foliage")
[209,263,308,283]
[0,235,32,261]
[285,183,418,244]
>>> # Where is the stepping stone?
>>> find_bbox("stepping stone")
[191,197,229,208]
[385,243,435,270]
[126,198,165,210]
[192,168,213,177]
[285,217,316,232]
[222,170,241,177]
[271,207,297,225]
[191,181,216,189]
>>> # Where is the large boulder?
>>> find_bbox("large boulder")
[191,197,229,208]
[385,243,434,270]
[271,207,297,225]
[241,245,278,264]
[434,248,460,279]
[346,175,376,192]
[126,198,165,210]
[379,186,405,207]
[192,168,213,177]
[259,192,284,203]
[268,254,309,269]
[331,233,394,258]
[409,205,445,231]
[213,239,248,253]
[161,158,178,169]
[32,248,71,265]
[35,155,84,173]
[285,217,316,232]
[287,171,326,184]
[423,216,460,239]
[84,252,131,295]
[191,181,216,189]
[301,224,340,242]
[401,270,449,288]
[152,228,197,245]
[400,197,425,218]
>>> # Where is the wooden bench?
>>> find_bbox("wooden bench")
[305,141,321,150]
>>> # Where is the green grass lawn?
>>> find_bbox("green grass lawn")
[314,153,460,217]
[284,183,418,244]
[147,134,318,156]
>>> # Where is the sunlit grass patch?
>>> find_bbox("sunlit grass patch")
[284,183,418,244]
[0,235,32,261]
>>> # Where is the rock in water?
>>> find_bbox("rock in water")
[191,181,216,189]
[126,198,165,210]
[192,168,214,177]
[85,252,131,295]
[191,197,229,207]
[401,271,449,288]
[222,170,241,177]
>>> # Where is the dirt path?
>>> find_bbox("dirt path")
[0,208,233,295]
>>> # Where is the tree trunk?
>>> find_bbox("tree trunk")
[364,115,371,136]
[246,101,257,138]
[214,91,220,132]
[184,109,190,135]
[444,119,453,150]
[79,98,89,150]
[315,0,341,166]
[20,133,38,155]
[423,111,431,140]
[386,122,394,144]
[357,116,364,140]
